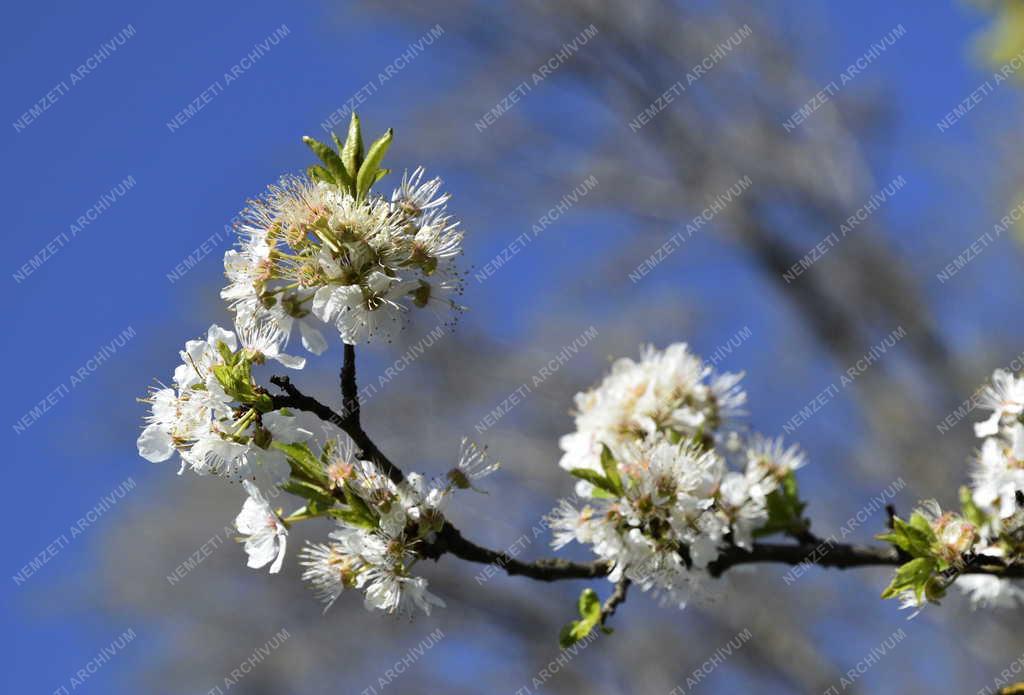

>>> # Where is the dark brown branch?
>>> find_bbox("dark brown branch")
[708,541,898,577]
[267,362,1024,587]
[340,343,360,424]
[419,523,611,581]
[600,579,630,626]
[269,374,405,485]
[421,531,1024,582]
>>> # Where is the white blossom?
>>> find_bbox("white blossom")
[956,575,1024,609]
[552,343,806,609]
[221,165,465,347]
[558,343,745,475]
[235,481,288,574]
[974,369,1024,438]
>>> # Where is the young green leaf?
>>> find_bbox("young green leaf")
[331,507,378,530]
[355,128,393,200]
[558,588,604,647]
[569,468,618,496]
[342,482,378,525]
[578,588,602,623]
[215,340,237,366]
[880,556,937,600]
[342,112,364,180]
[558,621,582,649]
[302,135,352,189]
[908,511,935,538]
[599,444,624,496]
[273,441,328,486]
[308,164,336,186]
[753,471,808,538]
[210,361,271,411]
[281,479,336,508]
[876,515,936,558]
[320,438,337,466]
[331,131,345,157]
[960,486,986,528]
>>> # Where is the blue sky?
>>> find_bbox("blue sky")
[1,1,1017,692]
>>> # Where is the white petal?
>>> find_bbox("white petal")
[245,532,277,568]
[273,351,306,370]
[137,423,174,462]
[299,321,328,355]
[975,411,1002,438]
[207,324,238,352]
[269,534,287,574]
[311,286,338,323]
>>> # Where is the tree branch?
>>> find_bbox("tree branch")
[340,343,360,425]
[269,374,405,485]
[420,522,611,581]
[600,578,630,626]
[267,358,1024,590]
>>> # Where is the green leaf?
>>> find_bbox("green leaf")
[880,556,937,600]
[754,471,808,538]
[331,131,345,157]
[320,438,337,465]
[273,441,328,485]
[342,482,378,525]
[355,128,393,200]
[569,468,618,496]
[876,515,936,558]
[342,112,364,183]
[559,588,604,647]
[302,135,352,189]
[281,479,336,508]
[599,445,624,496]
[211,359,272,411]
[578,588,601,623]
[908,511,935,538]
[308,164,335,186]
[331,507,378,530]
[211,363,237,394]
[558,621,581,649]
[216,340,237,366]
[212,363,244,396]
[251,394,274,413]
[960,486,987,528]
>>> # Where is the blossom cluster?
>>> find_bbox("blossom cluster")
[138,117,490,617]
[881,368,1024,612]
[550,343,807,608]
[139,319,497,612]
[137,322,310,486]
[953,369,1024,606]
[222,117,464,349]
[298,438,495,617]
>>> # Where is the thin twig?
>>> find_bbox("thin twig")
[269,374,405,485]
[600,578,631,626]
